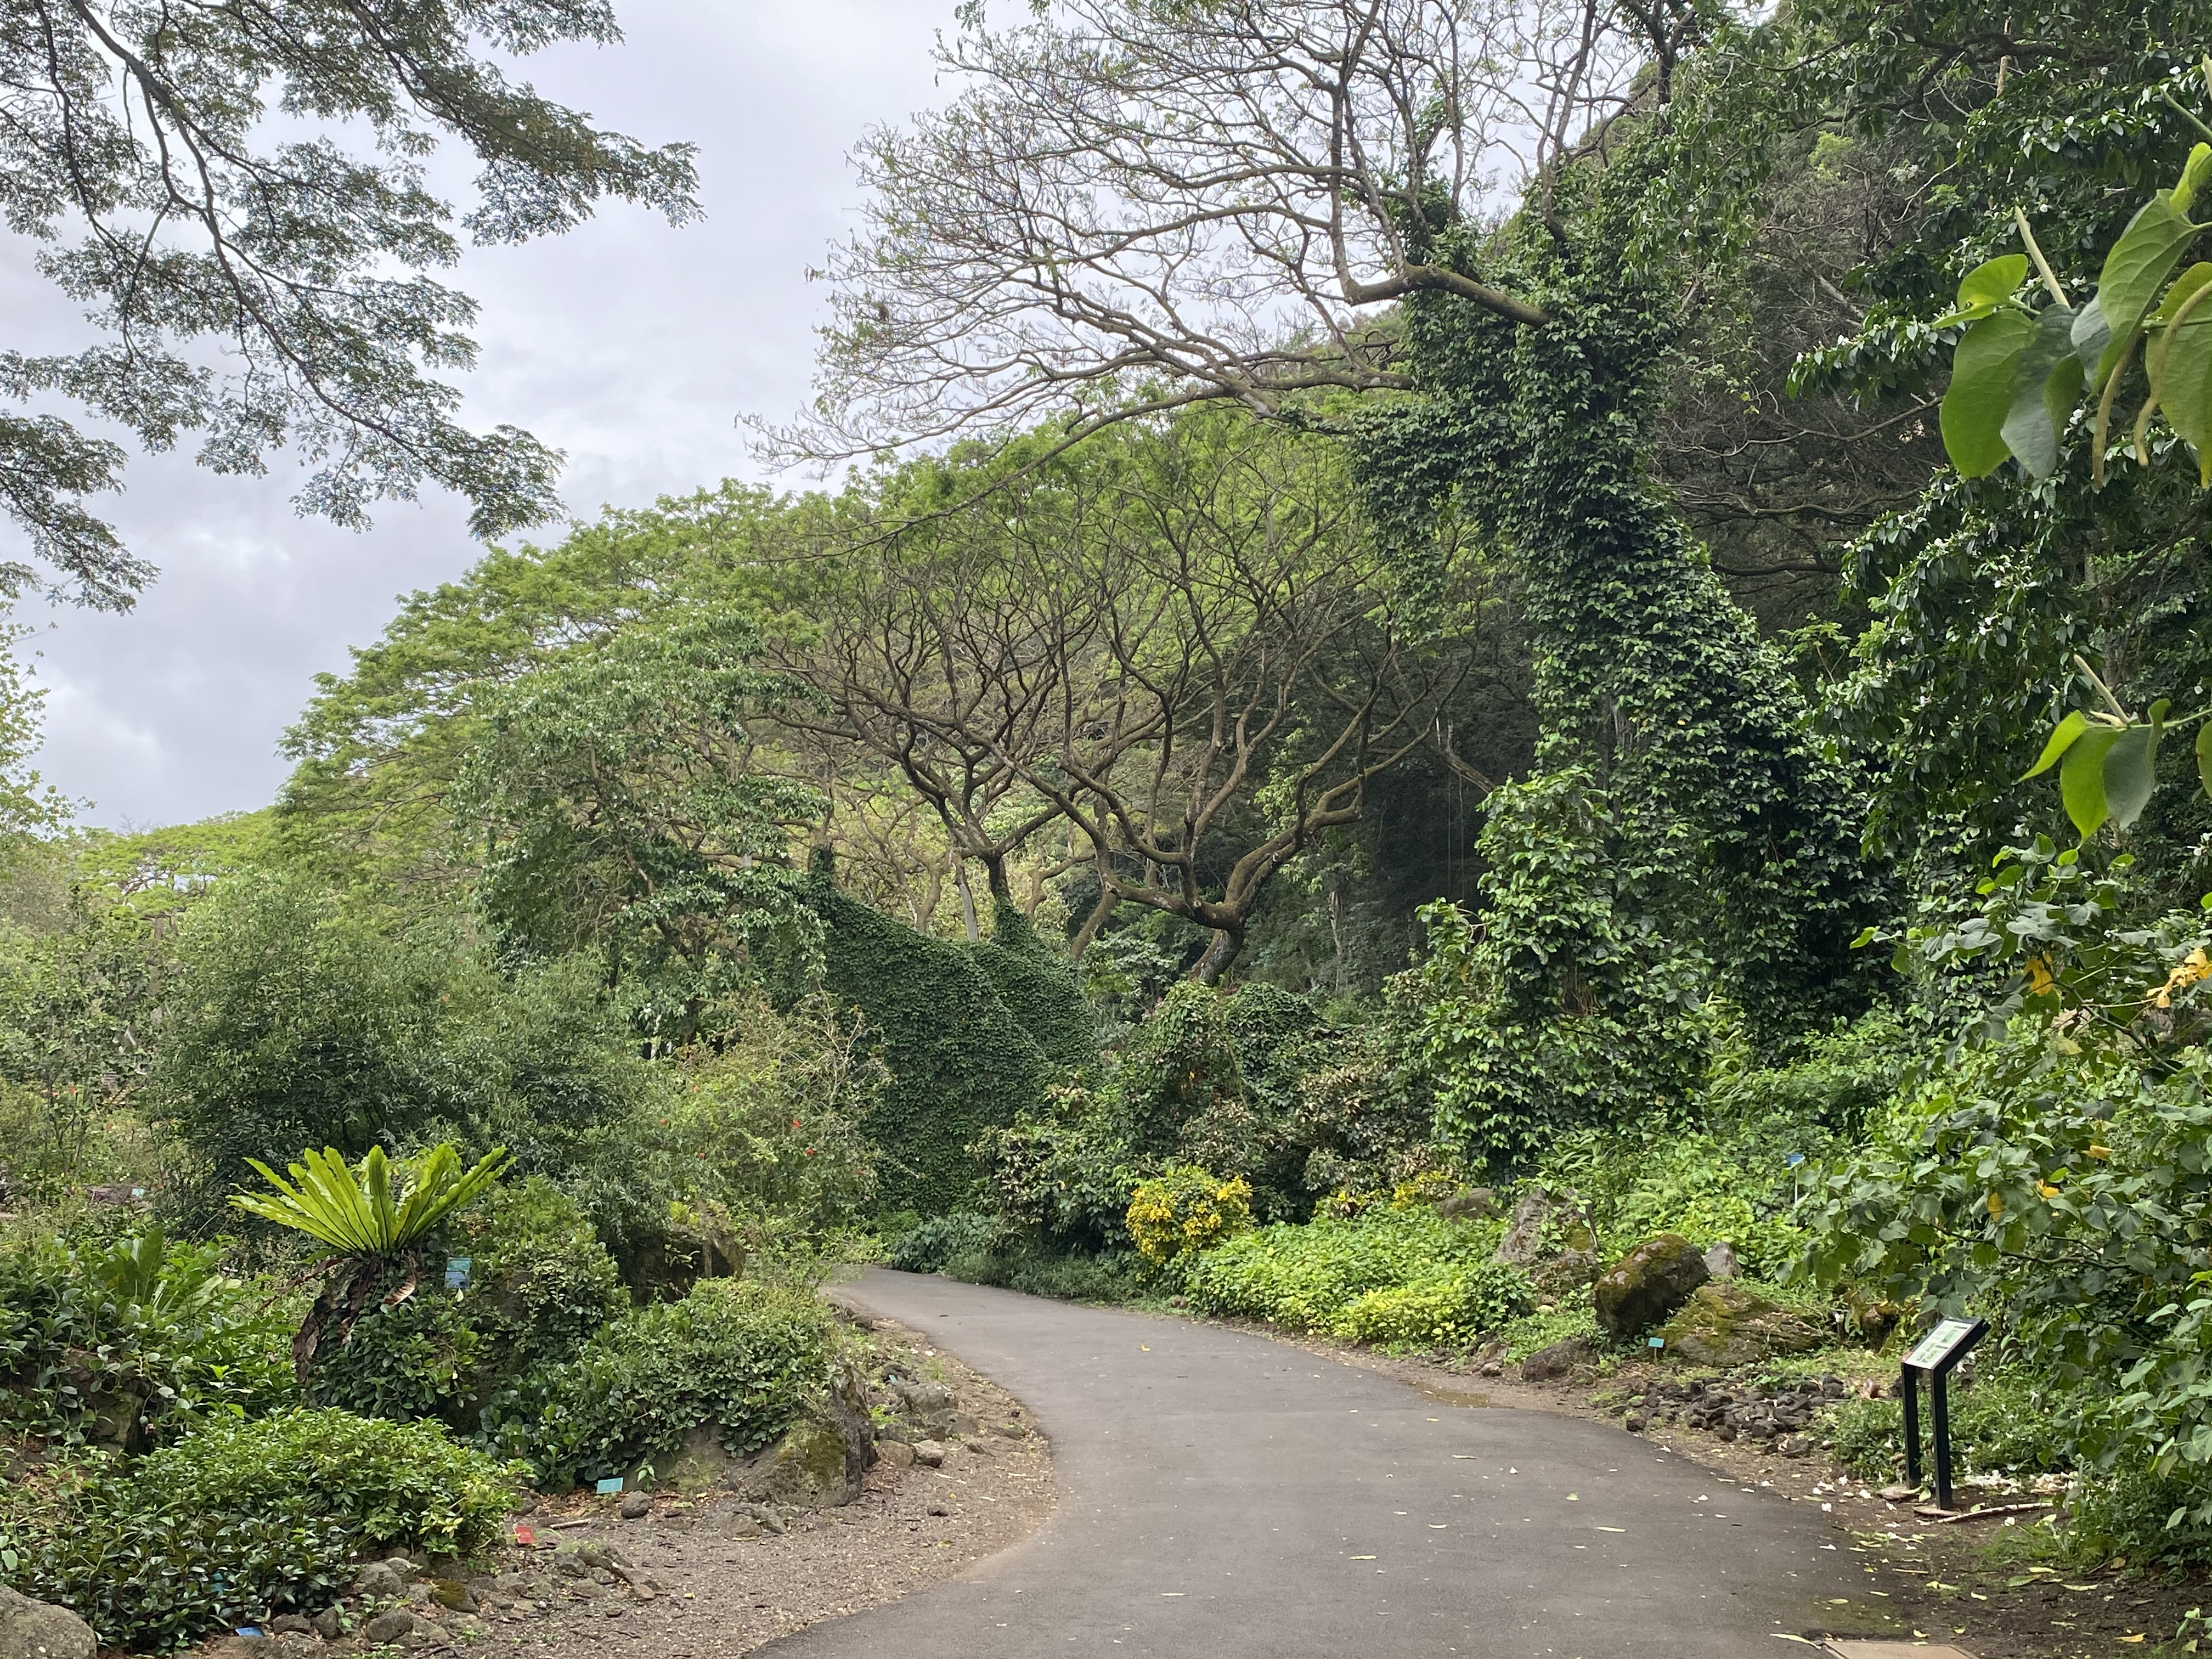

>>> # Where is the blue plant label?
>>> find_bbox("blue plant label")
[1647,1336,1664,1348]
[444,1256,472,1289]
[596,1476,624,1494]
[1785,1153,1805,1168]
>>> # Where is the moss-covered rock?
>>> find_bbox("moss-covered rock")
[1592,1232,1708,1335]
[1657,1282,1825,1365]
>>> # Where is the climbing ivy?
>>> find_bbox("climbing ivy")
[1353,145,1878,1053]
[797,855,1096,1214]
[1410,770,1711,1170]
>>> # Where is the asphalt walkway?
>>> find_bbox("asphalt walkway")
[769,1268,1877,1658]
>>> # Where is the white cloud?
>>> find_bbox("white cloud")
[10,0,951,828]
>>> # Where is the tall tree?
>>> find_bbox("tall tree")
[0,0,698,608]
[782,0,1878,1038]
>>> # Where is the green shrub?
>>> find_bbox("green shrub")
[1180,1206,1518,1338]
[136,1407,519,1551]
[940,1242,1138,1303]
[307,1176,628,1431]
[1125,1165,1253,1272]
[527,1277,834,1487]
[1331,1262,1535,1350]
[1826,1374,2076,1483]
[968,1088,1139,1254]
[0,1228,294,1451]
[2070,1466,2212,1566]
[1493,1302,1605,1361]
[886,1210,1000,1273]
[1,1469,356,1652]
[0,1408,520,1651]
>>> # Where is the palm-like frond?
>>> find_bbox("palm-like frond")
[232,1143,511,1254]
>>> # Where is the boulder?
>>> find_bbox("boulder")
[911,1440,947,1468]
[0,1588,95,1659]
[311,1611,342,1641]
[1701,1242,1739,1281]
[1493,1187,1596,1269]
[359,1610,415,1645]
[1435,1186,1501,1222]
[352,1562,407,1600]
[618,1492,651,1520]
[889,1376,955,1415]
[1520,1337,1593,1382]
[876,1439,917,1468]
[1655,1282,1824,1366]
[648,1421,740,1496]
[1592,1233,1708,1336]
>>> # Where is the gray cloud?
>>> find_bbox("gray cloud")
[11,0,950,828]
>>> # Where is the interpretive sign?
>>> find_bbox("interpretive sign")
[1904,1317,1984,1374]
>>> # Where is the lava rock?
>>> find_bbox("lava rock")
[1520,1336,1593,1382]
[1778,1435,1816,1457]
[1656,1282,1824,1366]
[618,1493,651,1520]
[353,1563,407,1600]
[990,1421,1029,1439]
[311,1610,342,1641]
[911,1439,947,1468]
[1592,1234,1709,1336]
[359,1610,416,1645]
[268,1616,313,1637]
[1701,1242,1740,1280]
[0,1587,96,1659]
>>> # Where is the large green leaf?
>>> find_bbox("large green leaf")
[1999,304,2082,478]
[2102,702,2167,830]
[233,1142,510,1255]
[2086,194,2202,387]
[1934,253,2029,327]
[2159,285,2212,484]
[1942,309,2035,476]
[2198,720,2212,799]
[2024,710,2089,778]
[2060,725,2124,839]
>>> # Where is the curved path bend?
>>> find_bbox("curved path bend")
[773,1269,1876,1658]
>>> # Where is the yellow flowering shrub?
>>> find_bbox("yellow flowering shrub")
[1126,1165,1253,1272]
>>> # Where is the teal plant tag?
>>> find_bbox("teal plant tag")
[595,1477,624,1495]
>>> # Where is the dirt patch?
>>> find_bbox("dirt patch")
[244,1317,1053,1659]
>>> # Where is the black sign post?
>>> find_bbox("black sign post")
[1899,1316,1988,1511]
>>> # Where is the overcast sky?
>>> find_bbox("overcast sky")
[8,0,951,831]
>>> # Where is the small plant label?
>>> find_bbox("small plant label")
[595,1477,624,1495]
[444,1257,473,1290]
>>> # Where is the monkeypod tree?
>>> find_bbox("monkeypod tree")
[785,0,1878,1046]
[0,0,699,608]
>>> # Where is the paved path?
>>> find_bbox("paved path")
[769,1269,1878,1658]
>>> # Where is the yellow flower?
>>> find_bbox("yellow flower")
[2154,946,2212,1008]
[2086,1144,2112,1160]
[2026,956,2057,996]
[1987,1191,2005,1217]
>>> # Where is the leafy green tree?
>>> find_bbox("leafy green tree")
[450,600,823,1038]
[0,0,698,607]
[786,0,1878,1039]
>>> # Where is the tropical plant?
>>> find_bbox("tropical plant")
[1927,104,2212,842]
[232,1143,510,1380]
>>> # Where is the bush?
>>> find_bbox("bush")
[1125,1165,1254,1273]
[1180,1205,1518,1338]
[0,1408,520,1651]
[526,1278,834,1487]
[1827,1374,2076,1483]
[306,1177,629,1431]
[940,1242,1138,1303]
[2070,1466,2212,1566]
[886,1210,1000,1273]
[0,1228,294,1451]
[134,1407,519,1553]
[1331,1262,1535,1350]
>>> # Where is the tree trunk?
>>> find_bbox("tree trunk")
[1190,923,1244,984]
